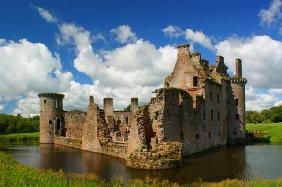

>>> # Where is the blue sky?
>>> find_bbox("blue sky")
[1,0,282,116]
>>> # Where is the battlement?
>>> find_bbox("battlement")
[38,93,64,98]
[229,76,247,84]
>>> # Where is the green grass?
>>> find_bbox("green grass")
[0,151,282,187]
[246,122,282,144]
[0,132,39,144]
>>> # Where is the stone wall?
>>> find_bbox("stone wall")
[64,111,86,140]
[126,142,182,169]
[54,136,81,149]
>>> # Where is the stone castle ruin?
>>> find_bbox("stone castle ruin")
[38,44,247,169]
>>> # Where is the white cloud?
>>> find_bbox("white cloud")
[93,33,106,42]
[162,25,183,38]
[0,37,100,116]
[34,6,57,23]
[111,25,137,44]
[13,93,39,117]
[162,25,214,51]
[216,35,282,89]
[259,0,282,27]
[57,23,177,108]
[0,39,72,98]
[0,97,4,112]
[63,81,94,111]
[185,28,214,51]
[246,87,282,111]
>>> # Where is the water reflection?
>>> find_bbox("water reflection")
[1,144,282,183]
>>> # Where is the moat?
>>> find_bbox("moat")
[1,144,282,184]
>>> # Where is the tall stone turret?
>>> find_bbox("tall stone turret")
[230,59,247,138]
[38,93,64,143]
[130,98,138,114]
[103,97,114,116]
[103,97,115,131]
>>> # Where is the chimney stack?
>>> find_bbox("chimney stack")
[235,58,242,77]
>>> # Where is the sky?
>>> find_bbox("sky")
[1,0,282,116]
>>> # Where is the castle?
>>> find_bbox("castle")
[38,44,247,169]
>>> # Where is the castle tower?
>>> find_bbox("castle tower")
[103,97,115,131]
[130,98,138,114]
[38,93,64,144]
[230,59,247,138]
[103,97,114,116]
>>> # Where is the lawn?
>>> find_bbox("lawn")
[0,132,39,144]
[0,151,282,187]
[246,122,282,144]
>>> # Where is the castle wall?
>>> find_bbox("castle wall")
[39,43,247,170]
[112,111,131,141]
[64,111,86,140]
[148,86,227,157]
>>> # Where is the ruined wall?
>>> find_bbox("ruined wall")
[113,111,131,139]
[126,142,182,169]
[64,111,86,140]
[165,44,208,90]
[127,106,150,154]
[148,85,227,156]
[54,136,81,149]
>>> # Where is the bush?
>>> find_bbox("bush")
[246,105,282,124]
[0,114,39,134]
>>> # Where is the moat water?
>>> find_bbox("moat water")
[1,144,282,184]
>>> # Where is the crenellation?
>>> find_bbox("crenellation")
[39,43,247,169]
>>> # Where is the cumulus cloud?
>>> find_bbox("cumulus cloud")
[0,37,98,116]
[56,23,177,108]
[246,87,282,111]
[162,25,182,38]
[34,6,57,23]
[259,0,282,27]
[162,25,214,51]
[0,97,5,112]
[216,35,282,89]
[111,25,137,44]
[13,93,39,116]
[184,28,214,51]
[0,38,72,98]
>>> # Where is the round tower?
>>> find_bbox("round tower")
[231,59,247,137]
[38,93,64,143]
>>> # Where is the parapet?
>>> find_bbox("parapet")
[228,76,247,84]
[38,93,64,98]
[176,44,190,49]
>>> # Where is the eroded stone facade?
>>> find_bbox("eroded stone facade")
[38,44,247,169]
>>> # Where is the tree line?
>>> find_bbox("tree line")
[246,105,282,124]
[0,114,39,134]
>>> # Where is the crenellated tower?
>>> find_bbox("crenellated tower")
[38,93,65,143]
[229,59,247,139]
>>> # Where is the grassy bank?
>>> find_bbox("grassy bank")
[246,122,282,144]
[0,151,282,187]
[0,132,39,144]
